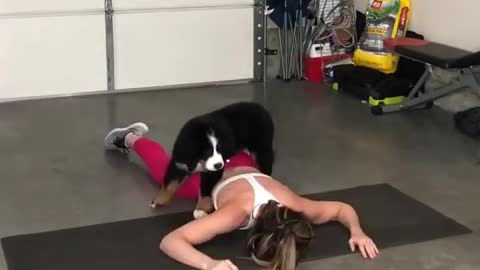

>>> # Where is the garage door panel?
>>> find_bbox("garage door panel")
[114,0,253,10]
[114,8,253,89]
[0,0,103,14]
[0,1,256,99]
[0,15,107,99]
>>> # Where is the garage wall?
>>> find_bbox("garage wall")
[0,0,256,100]
[354,0,480,51]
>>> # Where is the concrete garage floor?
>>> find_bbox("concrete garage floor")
[0,81,479,270]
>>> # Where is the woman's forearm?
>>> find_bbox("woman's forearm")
[160,234,213,270]
[336,203,364,236]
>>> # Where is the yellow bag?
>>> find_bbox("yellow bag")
[353,0,411,74]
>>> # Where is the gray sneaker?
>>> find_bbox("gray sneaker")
[104,122,149,152]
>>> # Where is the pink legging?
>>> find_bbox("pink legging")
[133,137,200,199]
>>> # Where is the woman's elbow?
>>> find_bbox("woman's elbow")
[159,236,168,251]
[159,233,175,252]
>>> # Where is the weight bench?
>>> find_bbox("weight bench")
[369,37,480,115]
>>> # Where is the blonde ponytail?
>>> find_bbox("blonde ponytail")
[274,234,297,270]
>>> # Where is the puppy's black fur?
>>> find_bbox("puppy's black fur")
[156,102,275,211]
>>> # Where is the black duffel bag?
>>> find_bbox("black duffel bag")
[454,107,480,139]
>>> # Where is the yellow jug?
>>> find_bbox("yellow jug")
[353,0,412,74]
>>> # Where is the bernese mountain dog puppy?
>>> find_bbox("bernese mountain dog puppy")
[150,101,274,218]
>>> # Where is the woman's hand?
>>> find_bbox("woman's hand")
[205,259,238,270]
[348,232,379,259]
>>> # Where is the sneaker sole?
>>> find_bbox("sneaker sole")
[104,122,149,150]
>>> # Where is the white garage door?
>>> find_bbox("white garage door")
[0,0,263,100]
[0,0,107,100]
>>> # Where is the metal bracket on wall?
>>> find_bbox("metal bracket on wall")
[253,0,267,82]
[105,0,115,91]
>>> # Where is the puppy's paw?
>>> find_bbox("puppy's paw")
[150,189,175,209]
[150,201,159,209]
[193,209,209,219]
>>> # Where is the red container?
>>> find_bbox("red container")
[304,54,350,83]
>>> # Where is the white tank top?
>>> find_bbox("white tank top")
[211,173,279,230]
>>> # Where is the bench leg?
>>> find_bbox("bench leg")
[373,66,478,115]
[407,65,432,100]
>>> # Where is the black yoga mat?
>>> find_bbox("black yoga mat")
[1,184,471,270]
